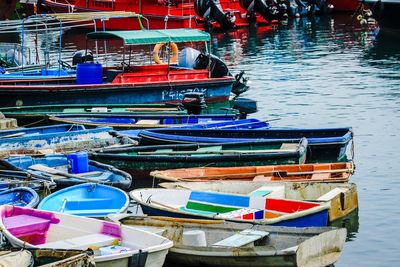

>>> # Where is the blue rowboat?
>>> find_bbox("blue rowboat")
[135,127,354,163]
[0,187,39,208]
[0,170,56,193]
[0,124,126,156]
[129,188,329,227]
[2,154,132,190]
[48,114,239,130]
[38,183,129,218]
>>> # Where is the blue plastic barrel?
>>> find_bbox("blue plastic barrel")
[67,152,89,174]
[76,63,103,85]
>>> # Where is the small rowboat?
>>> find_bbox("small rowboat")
[48,114,238,130]
[150,162,354,183]
[0,124,131,156]
[107,215,347,267]
[136,127,354,162]
[160,181,358,222]
[0,248,94,267]
[129,188,330,227]
[90,139,308,179]
[0,205,173,267]
[2,154,133,190]
[0,187,39,208]
[38,183,129,218]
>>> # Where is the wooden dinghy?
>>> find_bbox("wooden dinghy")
[129,188,330,227]
[38,183,129,218]
[0,187,39,208]
[0,248,95,267]
[106,215,347,267]
[2,154,132,190]
[0,205,173,267]
[48,114,238,130]
[90,139,308,179]
[150,162,354,183]
[0,124,135,156]
[160,181,358,222]
[137,127,354,162]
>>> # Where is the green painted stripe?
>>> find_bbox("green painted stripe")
[186,201,239,213]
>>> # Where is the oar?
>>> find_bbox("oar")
[215,118,281,129]
[28,164,101,183]
[0,132,26,139]
[59,198,68,212]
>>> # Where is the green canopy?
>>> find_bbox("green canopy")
[86,29,210,45]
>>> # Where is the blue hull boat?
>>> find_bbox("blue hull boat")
[135,127,354,162]
[2,154,132,190]
[38,183,129,217]
[0,170,56,193]
[0,187,39,208]
[48,114,239,130]
[130,188,329,227]
[0,124,124,156]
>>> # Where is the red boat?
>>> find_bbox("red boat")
[41,0,275,30]
[328,0,360,12]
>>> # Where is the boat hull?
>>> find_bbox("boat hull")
[328,0,359,11]
[0,79,233,106]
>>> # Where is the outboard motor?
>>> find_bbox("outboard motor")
[194,53,249,97]
[240,0,288,23]
[72,50,94,66]
[193,53,230,78]
[194,0,236,30]
[182,92,207,115]
[232,97,258,118]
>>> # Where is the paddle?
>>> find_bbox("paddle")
[0,132,26,139]
[28,164,101,183]
[137,149,296,155]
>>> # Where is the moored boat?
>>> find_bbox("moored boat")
[2,153,133,190]
[0,187,39,208]
[106,215,347,267]
[38,183,130,218]
[0,248,95,267]
[130,188,330,227]
[136,127,354,162]
[90,139,308,179]
[150,162,354,183]
[0,124,134,156]
[328,0,359,11]
[0,29,244,107]
[48,114,238,130]
[160,181,358,222]
[0,169,57,194]
[0,205,173,267]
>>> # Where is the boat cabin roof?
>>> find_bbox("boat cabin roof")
[86,29,211,45]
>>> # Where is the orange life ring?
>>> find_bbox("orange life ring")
[153,42,179,64]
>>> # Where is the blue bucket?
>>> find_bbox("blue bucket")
[76,63,103,85]
[67,152,89,174]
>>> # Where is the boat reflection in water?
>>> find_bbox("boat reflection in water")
[330,209,359,241]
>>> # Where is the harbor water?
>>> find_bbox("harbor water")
[3,13,400,266]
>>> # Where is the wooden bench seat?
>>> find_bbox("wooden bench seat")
[212,229,269,248]
[38,233,119,250]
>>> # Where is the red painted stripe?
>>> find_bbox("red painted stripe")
[265,198,320,213]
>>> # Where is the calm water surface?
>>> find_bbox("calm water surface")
[6,13,400,266]
[210,15,400,266]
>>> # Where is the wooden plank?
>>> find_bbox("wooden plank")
[212,229,269,247]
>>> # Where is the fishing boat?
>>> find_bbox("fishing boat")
[0,124,135,156]
[0,29,247,107]
[2,154,133,190]
[130,188,329,227]
[136,127,354,162]
[160,181,358,222]
[363,0,400,30]
[107,215,347,267]
[90,139,308,179]
[150,162,354,183]
[0,169,57,195]
[38,183,129,218]
[0,187,39,208]
[0,205,173,266]
[48,114,239,130]
[0,248,95,267]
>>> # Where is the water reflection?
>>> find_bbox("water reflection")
[330,209,359,242]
